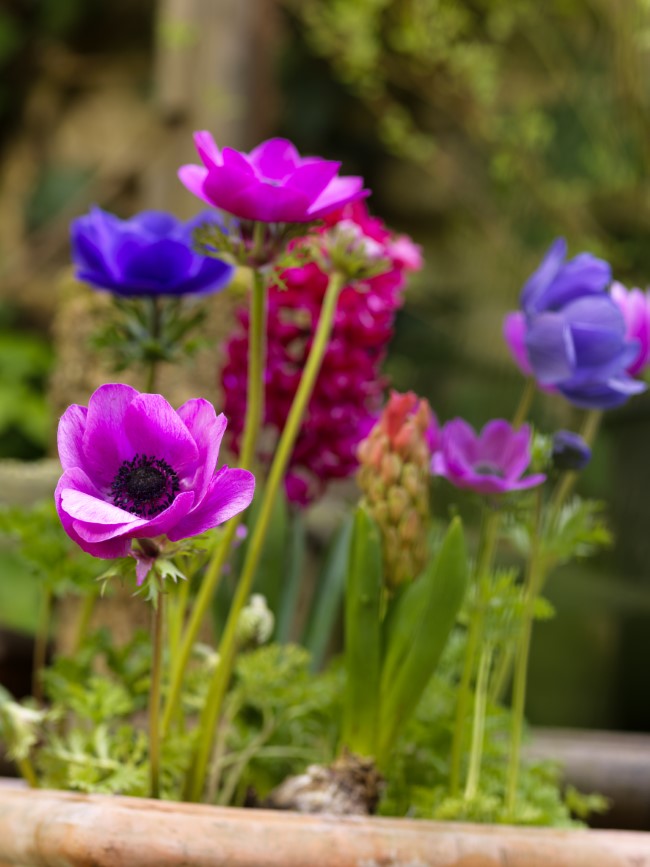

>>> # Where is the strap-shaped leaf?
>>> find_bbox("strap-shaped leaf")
[377,516,468,763]
[341,505,383,756]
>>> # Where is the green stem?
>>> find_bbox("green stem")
[464,644,493,800]
[512,378,536,429]
[149,585,165,799]
[448,506,501,796]
[167,575,190,663]
[32,587,52,704]
[160,267,267,738]
[69,590,98,657]
[505,491,543,816]
[145,297,162,393]
[186,270,346,801]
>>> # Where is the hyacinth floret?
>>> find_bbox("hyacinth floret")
[220,202,422,505]
[357,390,436,590]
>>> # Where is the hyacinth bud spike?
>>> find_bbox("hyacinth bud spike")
[357,390,437,591]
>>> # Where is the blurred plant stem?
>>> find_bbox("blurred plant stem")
[145,297,162,393]
[186,269,346,802]
[149,579,165,800]
[449,506,500,797]
[512,379,536,429]
[32,586,52,704]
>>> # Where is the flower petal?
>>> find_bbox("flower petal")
[82,384,139,488]
[248,138,301,179]
[167,467,255,542]
[520,238,567,313]
[178,165,212,205]
[123,393,199,475]
[176,399,227,501]
[308,176,369,219]
[525,313,576,384]
[58,404,88,471]
[503,312,533,377]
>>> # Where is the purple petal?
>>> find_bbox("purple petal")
[248,138,301,180]
[61,487,142,526]
[131,550,155,586]
[115,238,194,292]
[537,254,611,312]
[441,419,478,476]
[525,313,575,384]
[479,420,533,480]
[503,312,533,377]
[176,399,227,501]
[559,375,646,409]
[167,468,255,542]
[123,394,199,475]
[58,404,88,471]
[521,238,567,313]
[74,491,195,543]
[82,384,139,488]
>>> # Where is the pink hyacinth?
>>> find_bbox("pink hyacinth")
[220,202,422,504]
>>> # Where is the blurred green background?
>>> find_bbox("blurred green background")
[1,0,650,732]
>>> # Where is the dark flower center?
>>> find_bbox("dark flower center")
[473,460,505,478]
[111,454,180,518]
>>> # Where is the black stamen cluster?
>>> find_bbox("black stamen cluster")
[111,453,180,518]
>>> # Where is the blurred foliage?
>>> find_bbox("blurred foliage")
[0,304,52,459]
[284,0,650,272]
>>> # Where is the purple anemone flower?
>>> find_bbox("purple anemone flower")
[55,384,255,576]
[71,208,235,297]
[432,419,545,496]
[503,238,645,409]
[178,134,369,223]
[610,281,650,376]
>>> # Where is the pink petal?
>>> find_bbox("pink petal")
[222,147,256,176]
[123,394,199,475]
[167,468,255,542]
[176,399,227,501]
[58,404,88,471]
[248,138,301,180]
[503,312,532,377]
[194,130,222,170]
[285,161,341,200]
[308,176,369,219]
[178,165,212,205]
[73,491,195,543]
[82,384,139,488]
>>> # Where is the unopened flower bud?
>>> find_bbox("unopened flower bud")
[236,594,275,647]
[551,430,592,472]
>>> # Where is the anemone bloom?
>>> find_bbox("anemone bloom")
[432,419,545,496]
[71,208,234,297]
[55,384,255,578]
[503,238,645,409]
[179,134,369,223]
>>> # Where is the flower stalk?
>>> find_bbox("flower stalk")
[149,581,165,800]
[449,506,500,797]
[186,269,346,801]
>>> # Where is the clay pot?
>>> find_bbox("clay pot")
[0,783,648,867]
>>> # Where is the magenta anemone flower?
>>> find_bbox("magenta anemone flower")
[610,281,650,376]
[55,384,255,575]
[179,134,369,223]
[432,419,545,496]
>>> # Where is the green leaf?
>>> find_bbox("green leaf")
[341,505,383,756]
[302,514,353,669]
[377,517,468,764]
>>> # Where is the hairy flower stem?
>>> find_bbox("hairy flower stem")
[512,378,536,429]
[505,491,543,816]
[32,586,52,704]
[145,296,162,393]
[186,270,346,802]
[160,267,267,738]
[149,583,165,799]
[449,507,501,797]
